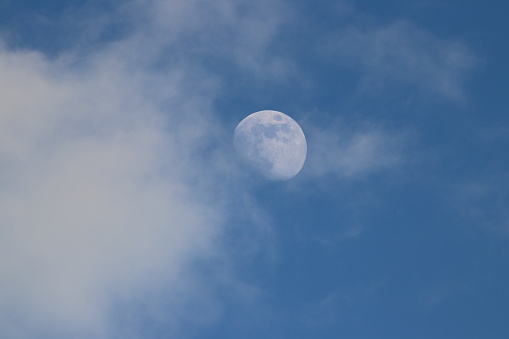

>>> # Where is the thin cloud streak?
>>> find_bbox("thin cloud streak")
[325,21,478,101]
[302,122,404,179]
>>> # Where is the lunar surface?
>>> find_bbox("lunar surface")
[233,110,307,181]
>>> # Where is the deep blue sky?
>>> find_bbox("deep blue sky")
[1,1,508,338]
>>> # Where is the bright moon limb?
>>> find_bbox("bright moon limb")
[233,110,307,181]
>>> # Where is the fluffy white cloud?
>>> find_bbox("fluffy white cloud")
[0,42,228,338]
[0,0,299,335]
[0,0,275,336]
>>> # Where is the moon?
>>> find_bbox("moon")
[233,110,307,181]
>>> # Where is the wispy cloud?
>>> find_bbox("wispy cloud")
[302,120,404,179]
[326,20,478,101]
[129,0,293,79]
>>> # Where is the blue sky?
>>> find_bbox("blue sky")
[0,0,508,338]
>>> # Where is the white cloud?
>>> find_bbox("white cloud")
[0,44,226,338]
[0,0,290,337]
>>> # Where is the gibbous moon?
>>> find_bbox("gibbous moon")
[233,110,307,181]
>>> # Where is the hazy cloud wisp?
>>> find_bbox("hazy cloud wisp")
[328,21,477,101]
